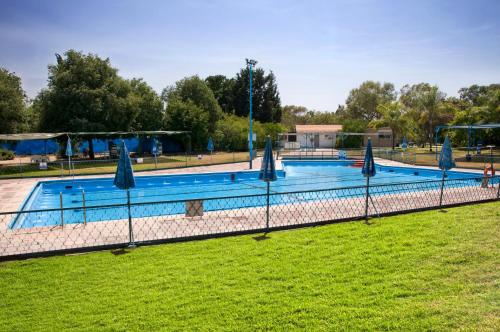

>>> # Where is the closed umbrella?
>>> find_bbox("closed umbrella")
[65,136,73,177]
[438,136,455,206]
[362,138,376,222]
[259,136,277,230]
[114,141,136,246]
[402,137,408,150]
[152,137,158,169]
[207,137,214,160]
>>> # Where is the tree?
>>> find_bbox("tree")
[205,75,235,114]
[370,102,408,150]
[163,76,221,135]
[165,99,209,151]
[130,78,164,131]
[0,68,26,134]
[281,105,309,131]
[35,50,141,158]
[400,83,447,151]
[231,67,282,123]
[214,114,286,151]
[342,81,396,121]
[458,84,500,106]
[454,84,500,145]
[336,119,366,148]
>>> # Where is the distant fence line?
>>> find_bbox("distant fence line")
[0,150,261,179]
[0,175,498,261]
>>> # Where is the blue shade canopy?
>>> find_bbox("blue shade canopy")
[439,136,455,171]
[402,137,408,149]
[65,137,73,157]
[114,141,136,190]
[362,138,376,177]
[207,137,214,152]
[259,136,277,182]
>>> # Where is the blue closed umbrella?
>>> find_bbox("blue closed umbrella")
[207,137,214,153]
[114,141,136,245]
[402,137,408,150]
[152,138,159,169]
[438,136,455,171]
[152,138,158,155]
[259,136,277,182]
[438,136,455,206]
[66,136,73,177]
[362,138,376,222]
[259,136,277,230]
[66,137,73,157]
[362,138,376,178]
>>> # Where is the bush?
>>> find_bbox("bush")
[214,115,286,151]
[0,148,15,160]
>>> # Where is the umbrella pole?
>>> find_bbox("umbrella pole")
[364,176,370,223]
[266,181,270,231]
[439,171,445,207]
[127,189,135,247]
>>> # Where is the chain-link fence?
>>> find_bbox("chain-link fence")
[0,175,498,260]
[278,148,416,163]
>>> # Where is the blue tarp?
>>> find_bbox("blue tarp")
[1,137,184,155]
[1,140,60,155]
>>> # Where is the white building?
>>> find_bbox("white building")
[279,125,343,149]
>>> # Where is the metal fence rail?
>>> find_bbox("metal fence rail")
[0,175,498,260]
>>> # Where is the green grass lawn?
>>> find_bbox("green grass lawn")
[1,202,499,331]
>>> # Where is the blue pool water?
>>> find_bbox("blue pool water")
[13,161,485,228]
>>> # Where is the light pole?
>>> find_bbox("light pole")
[246,58,257,169]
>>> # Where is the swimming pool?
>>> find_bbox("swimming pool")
[12,161,486,229]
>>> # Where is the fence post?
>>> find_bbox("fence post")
[59,192,64,227]
[266,181,270,230]
[185,152,188,167]
[19,159,23,178]
[364,176,370,223]
[496,177,500,199]
[82,190,87,225]
[60,162,64,177]
[127,189,135,247]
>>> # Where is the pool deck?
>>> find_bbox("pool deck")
[0,157,497,258]
[0,157,485,213]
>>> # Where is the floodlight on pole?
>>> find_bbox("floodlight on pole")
[246,58,257,169]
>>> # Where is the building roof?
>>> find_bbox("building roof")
[365,127,392,133]
[295,125,343,133]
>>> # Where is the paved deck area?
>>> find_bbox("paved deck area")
[1,157,497,258]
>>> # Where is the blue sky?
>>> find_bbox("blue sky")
[1,0,499,111]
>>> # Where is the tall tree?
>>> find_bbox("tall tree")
[400,83,447,151]
[163,76,221,149]
[163,76,221,135]
[0,68,26,134]
[342,81,396,122]
[130,78,164,130]
[35,50,141,158]
[165,99,209,151]
[231,67,281,123]
[205,75,235,114]
[370,102,408,150]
